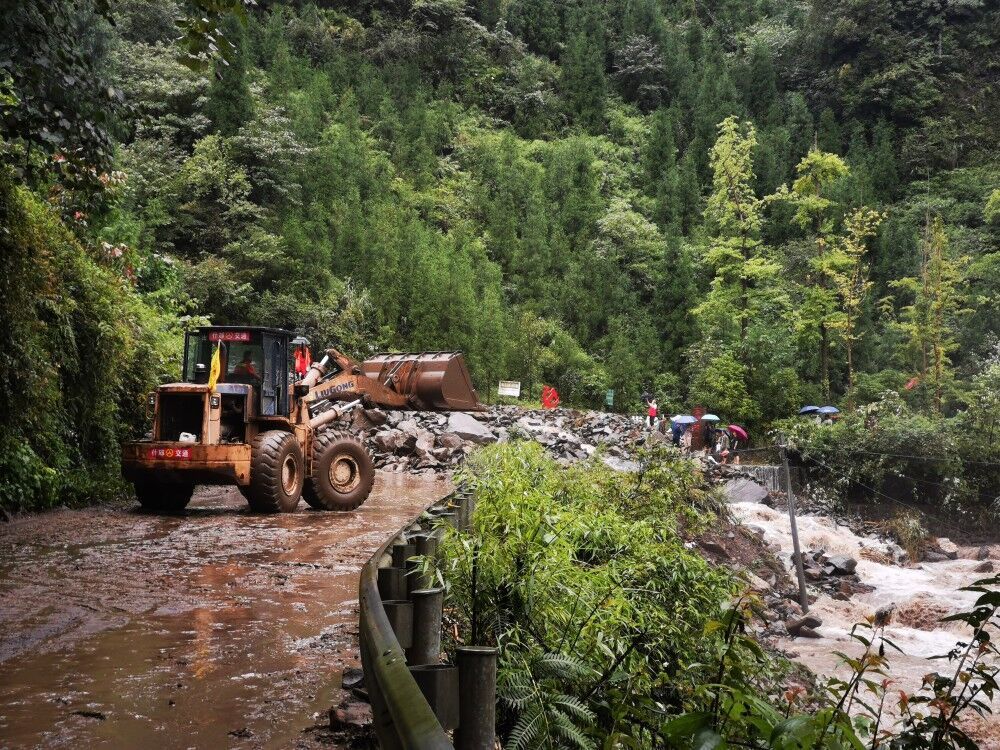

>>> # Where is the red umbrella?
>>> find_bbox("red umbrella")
[728,424,748,441]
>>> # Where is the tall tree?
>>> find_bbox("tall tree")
[892,217,969,414]
[827,207,883,400]
[784,148,850,399]
[698,116,766,348]
[561,3,607,130]
[694,116,799,423]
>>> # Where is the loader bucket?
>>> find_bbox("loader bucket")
[361,351,484,411]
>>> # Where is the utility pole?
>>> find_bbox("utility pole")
[781,440,810,614]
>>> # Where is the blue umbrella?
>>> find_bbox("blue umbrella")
[798,405,820,415]
[701,414,721,422]
[671,415,697,424]
[818,405,840,415]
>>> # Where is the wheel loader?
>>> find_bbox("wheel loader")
[121,326,482,513]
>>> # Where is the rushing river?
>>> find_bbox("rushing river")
[730,498,1000,747]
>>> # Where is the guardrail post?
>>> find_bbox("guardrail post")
[409,664,460,730]
[462,493,476,533]
[393,540,421,597]
[391,540,416,568]
[455,493,470,532]
[407,587,444,666]
[415,532,439,559]
[409,533,439,591]
[377,566,407,601]
[455,646,498,750]
[382,600,414,649]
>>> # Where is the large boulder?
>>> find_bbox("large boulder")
[447,412,497,445]
[786,615,823,637]
[723,478,770,505]
[363,408,388,426]
[414,429,435,453]
[397,419,420,438]
[825,555,858,575]
[934,538,959,560]
[373,429,403,452]
[436,432,466,450]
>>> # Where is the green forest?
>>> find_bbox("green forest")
[2,0,1000,510]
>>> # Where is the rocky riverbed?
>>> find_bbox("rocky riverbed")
[729,496,1000,747]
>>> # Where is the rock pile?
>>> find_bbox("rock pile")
[794,548,874,601]
[356,406,649,474]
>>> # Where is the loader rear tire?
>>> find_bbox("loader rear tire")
[248,430,304,513]
[302,431,375,511]
[135,482,193,513]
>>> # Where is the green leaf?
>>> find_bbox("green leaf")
[661,712,713,740]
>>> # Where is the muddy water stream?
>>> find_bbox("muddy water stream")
[731,499,1000,747]
[0,472,449,749]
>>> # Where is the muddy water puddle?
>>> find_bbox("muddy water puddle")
[0,472,449,749]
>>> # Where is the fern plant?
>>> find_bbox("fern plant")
[499,647,598,750]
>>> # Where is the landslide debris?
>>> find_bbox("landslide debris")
[358,405,650,473]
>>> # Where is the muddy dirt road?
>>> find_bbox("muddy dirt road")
[0,473,449,749]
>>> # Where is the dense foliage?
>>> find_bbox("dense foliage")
[2,0,999,508]
[0,170,180,514]
[784,387,1000,523]
[438,443,1000,749]
[440,442,745,747]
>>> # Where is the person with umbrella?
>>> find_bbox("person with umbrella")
[716,426,732,463]
[798,405,822,424]
[671,415,696,452]
[728,424,748,465]
[818,405,840,425]
[701,413,720,456]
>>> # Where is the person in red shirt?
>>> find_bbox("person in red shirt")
[647,398,658,428]
[293,343,312,378]
[233,351,260,382]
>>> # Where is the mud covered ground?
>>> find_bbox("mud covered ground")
[0,473,449,749]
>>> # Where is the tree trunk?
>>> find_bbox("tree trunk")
[740,276,748,343]
[845,339,854,410]
[820,322,829,401]
[933,340,943,415]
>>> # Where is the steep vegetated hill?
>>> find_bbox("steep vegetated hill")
[2,0,999,508]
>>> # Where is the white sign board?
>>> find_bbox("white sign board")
[498,380,521,398]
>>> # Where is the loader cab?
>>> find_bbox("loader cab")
[182,327,295,420]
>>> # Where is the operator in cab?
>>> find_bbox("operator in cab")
[233,350,261,382]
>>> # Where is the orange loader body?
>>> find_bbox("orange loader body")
[122,326,481,514]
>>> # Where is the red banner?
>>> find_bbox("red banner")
[208,331,251,342]
[541,385,560,409]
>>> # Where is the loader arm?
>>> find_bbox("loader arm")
[305,370,412,409]
[295,348,482,416]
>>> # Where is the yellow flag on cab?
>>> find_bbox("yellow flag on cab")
[207,343,221,390]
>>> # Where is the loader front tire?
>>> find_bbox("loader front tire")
[302,431,375,511]
[134,482,193,513]
[248,430,304,513]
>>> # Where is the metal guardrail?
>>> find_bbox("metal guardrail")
[359,500,455,750]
